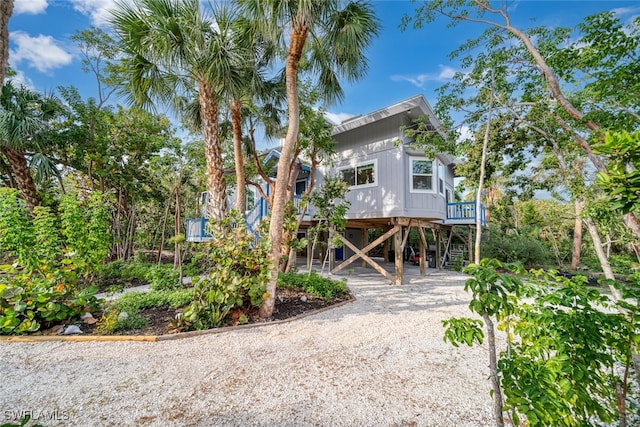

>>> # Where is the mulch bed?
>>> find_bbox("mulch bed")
[74,288,351,337]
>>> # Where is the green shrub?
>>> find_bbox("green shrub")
[111,289,194,312]
[146,265,181,291]
[0,265,99,335]
[173,211,271,331]
[481,228,549,268]
[278,271,348,300]
[98,260,155,283]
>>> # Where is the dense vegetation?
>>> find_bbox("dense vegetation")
[1,2,639,426]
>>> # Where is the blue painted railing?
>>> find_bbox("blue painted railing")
[186,194,309,242]
[185,217,212,242]
[446,201,486,225]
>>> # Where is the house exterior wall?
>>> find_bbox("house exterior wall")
[313,111,455,222]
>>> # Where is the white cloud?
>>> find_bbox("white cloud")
[9,31,73,73]
[69,0,119,26]
[325,111,355,125]
[612,7,640,16]
[391,65,459,89]
[14,0,48,14]
[6,71,34,90]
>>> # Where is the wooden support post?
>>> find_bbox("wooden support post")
[361,227,367,268]
[383,237,389,263]
[435,229,442,269]
[394,226,403,285]
[418,226,428,275]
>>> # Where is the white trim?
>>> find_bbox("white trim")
[338,159,378,189]
[409,156,436,194]
[438,160,445,195]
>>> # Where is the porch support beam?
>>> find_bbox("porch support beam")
[418,225,428,274]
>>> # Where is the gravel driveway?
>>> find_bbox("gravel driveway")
[1,266,494,426]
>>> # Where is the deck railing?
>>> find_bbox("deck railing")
[186,194,310,242]
[446,201,486,225]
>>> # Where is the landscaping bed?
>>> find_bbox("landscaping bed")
[74,288,351,336]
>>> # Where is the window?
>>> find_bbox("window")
[410,158,433,192]
[339,160,377,188]
[295,180,307,196]
[438,161,445,194]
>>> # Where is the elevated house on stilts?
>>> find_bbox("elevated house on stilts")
[187,95,485,285]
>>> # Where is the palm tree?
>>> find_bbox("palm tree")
[0,81,62,213]
[109,0,247,221]
[238,0,380,318]
[0,0,13,84]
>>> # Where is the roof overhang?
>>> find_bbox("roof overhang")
[332,95,443,136]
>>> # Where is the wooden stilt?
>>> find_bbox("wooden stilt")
[361,227,367,268]
[435,228,442,269]
[394,226,403,285]
[418,226,428,275]
[383,236,389,263]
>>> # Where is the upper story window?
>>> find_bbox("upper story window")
[410,157,434,192]
[339,159,377,189]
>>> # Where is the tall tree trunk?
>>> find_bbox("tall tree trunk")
[0,0,13,85]
[2,147,40,213]
[260,27,308,319]
[231,98,246,213]
[570,198,584,270]
[199,81,226,221]
[157,198,170,266]
[484,312,505,427]
[174,176,182,269]
[475,70,495,264]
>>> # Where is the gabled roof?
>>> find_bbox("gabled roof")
[332,94,442,136]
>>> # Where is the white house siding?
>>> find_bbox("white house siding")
[312,95,455,222]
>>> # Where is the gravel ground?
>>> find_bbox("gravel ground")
[1,266,495,427]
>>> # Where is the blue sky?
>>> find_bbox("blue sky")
[7,0,640,142]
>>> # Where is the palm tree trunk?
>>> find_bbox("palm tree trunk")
[2,147,40,213]
[260,27,308,318]
[0,0,13,84]
[199,81,226,221]
[231,98,246,213]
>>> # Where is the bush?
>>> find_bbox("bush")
[278,271,348,300]
[146,265,181,291]
[111,289,194,312]
[173,211,271,331]
[481,228,549,268]
[0,265,99,335]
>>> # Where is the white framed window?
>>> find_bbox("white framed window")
[339,159,377,189]
[410,157,434,193]
[438,161,445,195]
